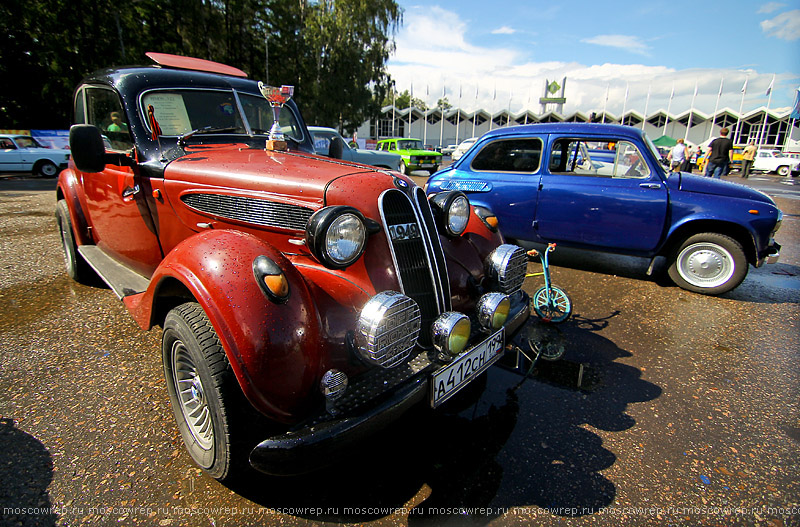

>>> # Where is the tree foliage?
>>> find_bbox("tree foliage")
[383,89,427,111]
[0,0,401,133]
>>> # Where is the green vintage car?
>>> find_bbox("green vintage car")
[377,137,442,175]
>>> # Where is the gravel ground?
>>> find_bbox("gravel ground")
[1,174,798,527]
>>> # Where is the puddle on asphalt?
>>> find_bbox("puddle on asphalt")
[0,274,106,332]
[500,320,601,392]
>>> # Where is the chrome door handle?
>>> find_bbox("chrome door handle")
[639,183,661,189]
[122,184,140,198]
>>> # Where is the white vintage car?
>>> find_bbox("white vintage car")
[0,134,70,177]
[309,126,402,171]
[752,149,800,176]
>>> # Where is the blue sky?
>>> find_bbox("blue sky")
[387,0,800,116]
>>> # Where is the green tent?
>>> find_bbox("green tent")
[652,135,678,147]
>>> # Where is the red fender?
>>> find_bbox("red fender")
[125,230,322,423]
[56,168,93,245]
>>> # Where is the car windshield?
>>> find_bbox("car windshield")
[140,88,303,142]
[642,132,666,176]
[397,140,423,150]
[14,136,44,148]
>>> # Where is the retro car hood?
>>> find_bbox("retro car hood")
[398,149,441,157]
[669,172,776,205]
[164,146,376,203]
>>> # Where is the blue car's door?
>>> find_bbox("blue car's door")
[457,136,545,242]
[534,137,668,253]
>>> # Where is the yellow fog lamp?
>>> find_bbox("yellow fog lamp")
[253,255,290,304]
[477,292,510,330]
[431,312,471,357]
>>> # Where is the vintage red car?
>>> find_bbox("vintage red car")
[56,53,533,479]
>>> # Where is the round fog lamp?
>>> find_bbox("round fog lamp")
[477,292,510,330]
[431,312,471,357]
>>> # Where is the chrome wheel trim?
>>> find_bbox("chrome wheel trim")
[172,341,214,451]
[676,242,735,289]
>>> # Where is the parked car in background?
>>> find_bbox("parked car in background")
[452,137,478,161]
[309,126,401,171]
[58,52,534,480]
[441,144,458,156]
[427,123,782,295]
[0,134,70,177]
[752,149,800,176]
[376,137,442,175]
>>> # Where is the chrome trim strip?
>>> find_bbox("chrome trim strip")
[412,186,451,311]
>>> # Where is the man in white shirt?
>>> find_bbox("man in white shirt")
[668,138,687,172]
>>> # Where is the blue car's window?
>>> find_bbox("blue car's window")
[549,138,649,179]
[471,138,542,173]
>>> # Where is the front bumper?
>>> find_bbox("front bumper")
[249,292,531,476]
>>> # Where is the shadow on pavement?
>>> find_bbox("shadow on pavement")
[0,418,57,526]
[224,310,662,525]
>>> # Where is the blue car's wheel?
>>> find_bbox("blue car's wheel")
[668,232,747,295]
[532,285,572,323]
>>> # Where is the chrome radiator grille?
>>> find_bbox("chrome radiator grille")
[181,193,313,231]
[379,188,451,345]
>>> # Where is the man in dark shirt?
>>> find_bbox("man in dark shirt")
[704,127,733,179]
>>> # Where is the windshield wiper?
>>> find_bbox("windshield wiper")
[178,126,240,146]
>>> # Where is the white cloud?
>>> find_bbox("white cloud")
[758,2,786,14]
[580,34,651,56]
[491,26,516,35]
[760,9,800,40]
[387,7,787,116]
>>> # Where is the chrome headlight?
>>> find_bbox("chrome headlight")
[431,312,471,357]
[430,191,470,236]
[485,244,527,293]
[355,291,421,368]
[476,292,510,330]
[306,206,367,269]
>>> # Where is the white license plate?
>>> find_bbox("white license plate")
[419,163,434,168]
[431,328,505,407]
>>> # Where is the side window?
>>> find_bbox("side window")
[85,87,134,151]
[74,89,86,124]
[0,139,16,149]
[549,138,649,179]
[471,138,542,173]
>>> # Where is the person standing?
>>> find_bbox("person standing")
[668,138,687,171]
[741,141,757,178]
[681,144,694,172]
[705,127,733,179]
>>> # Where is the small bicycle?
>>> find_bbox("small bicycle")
[526,244,572,323]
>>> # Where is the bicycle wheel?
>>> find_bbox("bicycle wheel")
[532,285,572,323]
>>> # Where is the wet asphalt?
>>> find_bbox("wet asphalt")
[0,172,798,527]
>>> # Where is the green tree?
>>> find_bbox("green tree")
[437,97,452,110]
[384,89,427,111]
[0,0,401,134]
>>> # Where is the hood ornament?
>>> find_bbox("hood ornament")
[258,82,294,151]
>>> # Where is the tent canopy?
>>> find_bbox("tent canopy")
[652,135,678,147]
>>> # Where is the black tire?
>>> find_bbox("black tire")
[777,165,790,176]
[162,303,239,480]
[35,160,58,178]
[667,232,747,295]
[55,200,92,283]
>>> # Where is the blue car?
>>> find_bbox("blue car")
[427,123,782,295]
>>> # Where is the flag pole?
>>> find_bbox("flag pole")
[472,85,478,138]
[642,84,651,131]
[664,83,674,137]
[602,84,609,123]
[685,81,697,142]
[621,82,629,125]
[758,75,775,149]
[707,77,723,142]
[439,85,445,150]
[735,76,748,144]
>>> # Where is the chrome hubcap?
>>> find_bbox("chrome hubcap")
[677,242,734,288]
[172,342,214,450]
